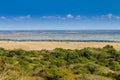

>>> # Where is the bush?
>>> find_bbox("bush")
[85,63,99,74]
[0,45,119,80]
[39,68,75,80]
[109,61,120,71]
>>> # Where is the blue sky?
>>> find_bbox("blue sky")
[0,0,120,30]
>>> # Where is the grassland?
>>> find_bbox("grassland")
[0,45,120,80]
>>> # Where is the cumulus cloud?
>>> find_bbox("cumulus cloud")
[0,16,7,19]
[66,14,74,19]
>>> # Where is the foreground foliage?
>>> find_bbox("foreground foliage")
[0,45,120,80]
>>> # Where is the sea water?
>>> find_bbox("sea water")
[0,30,120,41]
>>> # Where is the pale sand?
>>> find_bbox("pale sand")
[0,41,120,50]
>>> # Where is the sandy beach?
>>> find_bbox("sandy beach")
[0,41,120,50]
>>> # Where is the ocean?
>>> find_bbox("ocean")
[0,30,120,41]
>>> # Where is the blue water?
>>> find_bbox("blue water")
[0,30,120,41]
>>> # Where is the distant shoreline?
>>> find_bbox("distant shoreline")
[0,39,120,42]
[1,30,120,42]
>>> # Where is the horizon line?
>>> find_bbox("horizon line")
[0,29,120,31]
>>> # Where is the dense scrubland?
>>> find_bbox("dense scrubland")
[0,45,120,80]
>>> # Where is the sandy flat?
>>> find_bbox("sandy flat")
[0,41,120,50]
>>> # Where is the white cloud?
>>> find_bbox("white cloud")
[41,14,75,20]
[42,16,61,19]
[66,14,74,19]
[0,16,7,19]
[102,13,120,20]
[41,15,67,20]
[19,15,31,19]
[14,15,31,21]
[8,13,120,21]
[92,13,115,20]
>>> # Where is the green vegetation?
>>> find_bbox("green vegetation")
[0,45,120,80]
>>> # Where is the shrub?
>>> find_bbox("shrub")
[85,63,99,74]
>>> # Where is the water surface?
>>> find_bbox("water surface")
[0,30,120,41]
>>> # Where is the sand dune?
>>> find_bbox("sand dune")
[0,41,120,50]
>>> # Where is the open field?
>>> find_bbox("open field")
[0,41,120,50]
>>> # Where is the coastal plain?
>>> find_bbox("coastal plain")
[0,41,120,50]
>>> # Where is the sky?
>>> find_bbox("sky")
[0,0,120,30]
